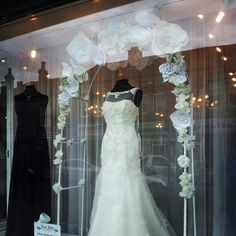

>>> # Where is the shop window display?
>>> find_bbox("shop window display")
[0,1,236,236]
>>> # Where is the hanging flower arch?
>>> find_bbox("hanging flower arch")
[51,10,195,235]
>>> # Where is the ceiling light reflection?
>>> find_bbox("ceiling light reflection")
[198,14,204,19]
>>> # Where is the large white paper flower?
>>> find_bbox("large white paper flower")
[134,10,158,27]
[128,26,152,47]
[67,32,92,64]
[62,62,73,77]
[98,22,130,57]
[170,110,191,130]
[152,21,189,56]
[177,155,190,168]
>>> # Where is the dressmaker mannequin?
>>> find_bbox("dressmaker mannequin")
[110,67,143,107]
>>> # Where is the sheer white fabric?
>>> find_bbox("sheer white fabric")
[88,88,176,236]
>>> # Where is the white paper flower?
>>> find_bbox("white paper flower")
[53,133,65,148]
[128,26,152,47]
[67,32,92,64]
[60,106,71,115]
[62,62,73,77]
[175,100,190,113]
[98,22,130,56]
[176,93,190,102]
[67,139,75,147]
[170,110,191,130]
[176,73,187,84]
[58,91,71,106]
[57,122,65,130]
[58,114,66,124]
[177,155,190,168]
[64,78,79,97]
[55,150,63,159]
[52,183,62,194]
[53,158,62,165]
[152,22,189,56]
[75,72,89,83]
[134,10,158,27]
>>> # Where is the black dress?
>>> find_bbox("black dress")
[6,88,51,236]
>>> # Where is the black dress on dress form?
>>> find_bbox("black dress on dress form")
[5,89,51,236]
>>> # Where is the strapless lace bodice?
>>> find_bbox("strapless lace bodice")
[101,96,140,167]
[102,100,138,133]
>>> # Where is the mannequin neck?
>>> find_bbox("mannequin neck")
[111,79,134,92]
[24,85,37,96]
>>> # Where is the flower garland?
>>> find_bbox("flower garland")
[159,53,195,199]
[52,70,88,202]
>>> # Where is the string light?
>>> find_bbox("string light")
[30,50,37,58]
[216,11,225,23]
[233,84,236,87]
[197,14,204,19]
[232,78,236,82]
[1,59,6,63]
[208,34,214,39]
[30,15,38,21]
[96,91,100,95]
[197,98,202,102]
[229,72,234,76]
[205,95,209,99]
[222,56,228,61]
[216,47,222,52]
[23,66,27,70]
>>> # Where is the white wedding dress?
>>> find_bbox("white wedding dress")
[88,88,176,236]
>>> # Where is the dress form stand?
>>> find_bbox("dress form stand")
[111,67,143,107]
[5,81,51,236]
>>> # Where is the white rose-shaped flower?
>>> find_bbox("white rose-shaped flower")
[98,29,118,55]
[170,110,191,130]
[58,114,66,125]
[57,122,65,130]
[64,78,79,97]
[53,158,62,165]
[58,91,71,106]
[53,133,65,147]
[176,73,187,84]
[128,26,152,47]
[152,22,189,56]
[177,155,190,168]
[52,183,62,194]
[75,72,89,83]
[55,150,63,159]
[67,32,92,64]
[175,100,190,113]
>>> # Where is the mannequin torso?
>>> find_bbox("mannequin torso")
[110,68,143,107]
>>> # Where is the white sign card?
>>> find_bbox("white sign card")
[34,222,61,236]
